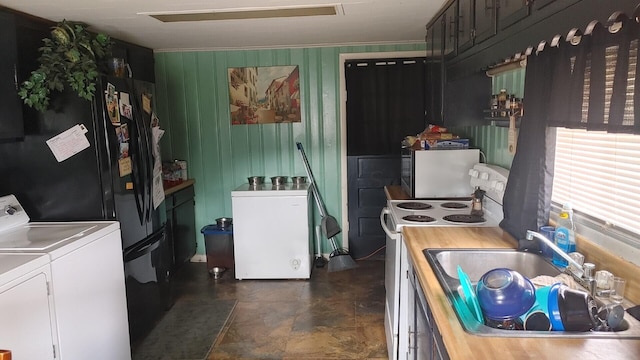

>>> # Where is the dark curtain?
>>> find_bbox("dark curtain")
[499,48,557,246]
[548,16,640,133]
[345,58,426,155]
[500,11,640,246]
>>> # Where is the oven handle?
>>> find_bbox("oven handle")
[380,207,398,239]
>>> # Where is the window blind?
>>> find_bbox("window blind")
[553,128,640,237]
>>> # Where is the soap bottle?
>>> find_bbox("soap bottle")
[552,203,577,267]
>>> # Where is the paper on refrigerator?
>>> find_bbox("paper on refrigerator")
[46,124,91,162]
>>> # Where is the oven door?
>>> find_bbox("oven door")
[381,207,401,360]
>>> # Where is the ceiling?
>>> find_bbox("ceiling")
[0,0,447,52]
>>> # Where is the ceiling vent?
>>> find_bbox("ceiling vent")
[144,5,343,22]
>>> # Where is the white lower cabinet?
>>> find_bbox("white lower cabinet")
[397,240,411,360]
[407,252,449,360]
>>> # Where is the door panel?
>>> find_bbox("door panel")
[347,155,399,259]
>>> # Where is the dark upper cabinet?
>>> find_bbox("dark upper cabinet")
[443,2,458,57]
[0,12,24,140]
[432,14,444,59]
[497,0,531,30]
[474,0,497,44]
[424,26,443,124]
[458,0,474,52]
[112,40,156,83]
[533,0,558,10]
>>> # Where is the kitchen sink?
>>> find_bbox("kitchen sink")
[424,249,640,339]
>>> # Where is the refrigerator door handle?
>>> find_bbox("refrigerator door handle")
[131,83,153,222]
[123,223,166,262]
[140,106,154,222]
[130,115,146,225]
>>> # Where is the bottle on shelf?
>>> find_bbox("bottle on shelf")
[552,203,577,268]
[490,95,498,117]
[498,89,508,117]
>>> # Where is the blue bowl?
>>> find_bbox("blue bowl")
[476,268,536,321]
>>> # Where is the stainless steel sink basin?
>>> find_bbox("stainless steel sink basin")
[424,248,640,339]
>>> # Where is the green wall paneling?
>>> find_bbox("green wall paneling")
[450,68,526,170]
[491,68,525,98]
[155,43,426,255]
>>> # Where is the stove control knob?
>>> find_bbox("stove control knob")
[4,205,17,215]
[469,169,479,178]
[490,180,498,189]
[480,172,489,180]
[495,182,505,191]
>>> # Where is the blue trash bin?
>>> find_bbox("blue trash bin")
[201,224,234,277]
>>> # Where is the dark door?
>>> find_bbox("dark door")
[345,58,426,259]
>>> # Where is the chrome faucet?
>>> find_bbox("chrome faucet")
[525,230,584,279]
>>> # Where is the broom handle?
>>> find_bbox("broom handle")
[296,142,329,218]
[297,143,340,252]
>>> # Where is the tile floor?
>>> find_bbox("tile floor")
[162,258,388,360]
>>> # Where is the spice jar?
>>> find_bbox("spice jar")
[498,89,508,117]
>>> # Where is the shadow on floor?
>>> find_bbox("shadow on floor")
[134,258,388,360]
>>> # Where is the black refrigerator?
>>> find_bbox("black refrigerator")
[0,75,173,343]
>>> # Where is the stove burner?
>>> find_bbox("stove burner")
[442,214,486,224]
[402,215,436,223]
[440,202,469,209]
[397,202,433,210]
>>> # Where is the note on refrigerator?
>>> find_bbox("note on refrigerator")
[152,169,165,209]
[46,124,91,162]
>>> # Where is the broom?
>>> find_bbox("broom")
[296,142,357,272]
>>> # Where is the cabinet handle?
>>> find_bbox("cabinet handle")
[13,64,18,90]
[408,328,416,351]
[486,0,494,11]
[449,17,455,42]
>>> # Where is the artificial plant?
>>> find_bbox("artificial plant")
[18,20,114,112]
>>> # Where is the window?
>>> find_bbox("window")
[552,128,640,244]
[552,30,640,247]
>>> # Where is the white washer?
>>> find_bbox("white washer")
[0,195,131,360]
[231,183,313,279]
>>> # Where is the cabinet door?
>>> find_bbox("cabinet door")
[497,0,530,30]
[442,2,457,57]
[406,256,416,360]
[414,278,433,360]
[0,265,55,360]
[0,12,24,140]
[457,0,474,52]
[169,186,196,267]
[533,0,557,10]
[432,15,443,59]
[474,0,497,44]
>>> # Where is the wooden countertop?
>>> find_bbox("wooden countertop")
[164,179,195,196]
[403,226,640,360]
[385,185,410,200]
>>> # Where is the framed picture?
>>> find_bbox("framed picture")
[228,65,300,125]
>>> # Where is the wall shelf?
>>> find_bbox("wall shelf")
[483,110,521,128]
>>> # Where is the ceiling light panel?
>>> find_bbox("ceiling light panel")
[144,4,343,22]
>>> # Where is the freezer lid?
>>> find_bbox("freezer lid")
[231,183,310,197]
